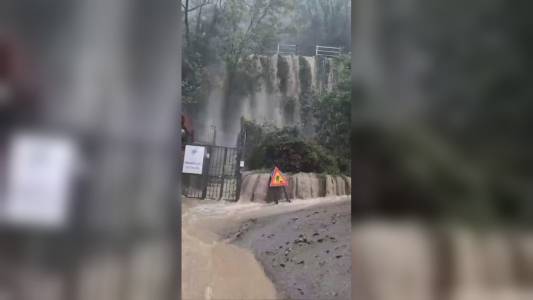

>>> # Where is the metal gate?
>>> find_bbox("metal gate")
[182,144,241,201]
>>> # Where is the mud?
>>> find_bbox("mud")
[239,172,351,203]
[181,196,350,300]
[227,201,352,300]
[181,200,277,300]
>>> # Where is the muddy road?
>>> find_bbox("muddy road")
[227,201,352,300]
[181,196,350,300]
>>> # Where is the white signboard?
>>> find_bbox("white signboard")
[1,133,78,230]
[182,145,205,175]
[240,160,245,168]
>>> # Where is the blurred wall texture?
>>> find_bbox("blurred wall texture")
[352,0,533,299]
[0,1,180,299]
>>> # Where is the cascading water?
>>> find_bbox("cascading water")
[192,54,339,146]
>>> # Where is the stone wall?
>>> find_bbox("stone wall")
[239,172,351,202]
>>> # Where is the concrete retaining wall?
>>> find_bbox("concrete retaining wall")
[238,172,351,203]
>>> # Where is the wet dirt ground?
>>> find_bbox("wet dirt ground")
[181,196,350,300]
[181,200,277,300]
[226,201,352,300]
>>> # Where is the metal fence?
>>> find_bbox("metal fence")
[182,144,241,201]
[276,44,297,55]
[268,44,343,57]
[315,45,342,58]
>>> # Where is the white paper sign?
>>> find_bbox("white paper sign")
[240,160,245,168]
[182,145,205,175]
[1,133,78,230]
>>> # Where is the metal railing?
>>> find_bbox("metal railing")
[276,44,297,55]
[269,44,343,57]
[315,45,342,58]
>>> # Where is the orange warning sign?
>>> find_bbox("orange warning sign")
[269,166,288,187]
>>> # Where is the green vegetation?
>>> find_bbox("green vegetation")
[240,55,351,175]
[298,56,315,135]
[182,0,351,110]
[182,0,296,109]
[313,56,351,173]
[242,121,340,174]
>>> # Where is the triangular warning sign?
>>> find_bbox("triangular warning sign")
[270,166,288,187]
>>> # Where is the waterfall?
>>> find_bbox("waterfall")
[194,54,337,146]
[302,56,318,91]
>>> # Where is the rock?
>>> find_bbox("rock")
[295,237,311,244]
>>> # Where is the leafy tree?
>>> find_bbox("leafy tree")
[313,55,351,173]
[182,0,295,116]
[219,0,294,69]
[285,0,351,55]
[181,0,353,175]
[242,120,340,174]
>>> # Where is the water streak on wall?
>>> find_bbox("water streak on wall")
[195,55,338,146]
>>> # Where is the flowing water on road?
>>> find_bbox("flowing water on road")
[181,196,350,300]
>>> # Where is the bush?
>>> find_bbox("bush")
[313,55,351,174]
[242,120,340,174]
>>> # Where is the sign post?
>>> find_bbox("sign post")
[182,145,205,175]
[269,166,290,204]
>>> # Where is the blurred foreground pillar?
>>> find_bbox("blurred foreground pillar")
[0,1,181,299]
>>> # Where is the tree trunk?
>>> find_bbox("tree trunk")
[185,0,190,44]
